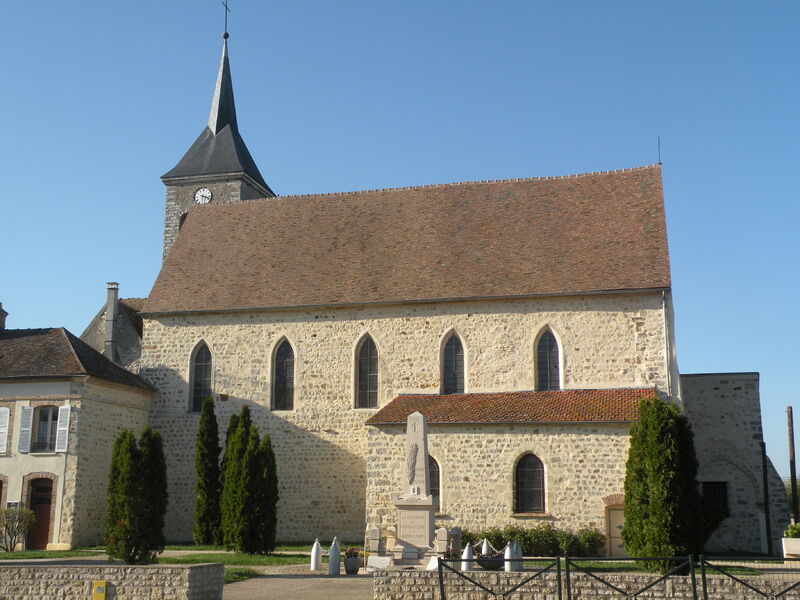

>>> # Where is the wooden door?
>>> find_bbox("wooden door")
[607,507,629,557]
[27,479,53,550]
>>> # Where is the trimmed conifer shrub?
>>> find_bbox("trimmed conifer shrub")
[105,427,168,564]
[622,396,722,563]
[138,425,168,562]
[221,407,249,551]
[193,396,221,545]
[257,433,279,553]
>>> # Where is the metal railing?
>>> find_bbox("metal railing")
[437,556,561,600]
[700,556,800,599]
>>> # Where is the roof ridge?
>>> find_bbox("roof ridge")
[189,163,662,207]
[58,328,88,376]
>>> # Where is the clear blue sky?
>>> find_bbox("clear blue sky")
[2,2,798,474]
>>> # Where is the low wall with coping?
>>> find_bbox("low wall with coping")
[0,563,223,600]
[374,569,795,600]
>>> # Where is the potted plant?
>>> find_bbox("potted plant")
[783,524,800,558]
[344,547,362,575]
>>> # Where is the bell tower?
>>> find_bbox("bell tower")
[161,33,274,260]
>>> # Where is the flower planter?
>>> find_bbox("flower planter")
[783,537,800,558]
[344,556,361,575]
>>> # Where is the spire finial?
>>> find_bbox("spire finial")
[222,0,231,37]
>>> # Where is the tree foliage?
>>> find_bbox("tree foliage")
[105,427,168,564]
[193,396,222,545]
[220,406,279,553]
[622,396,722,563]
[0,508,36,552]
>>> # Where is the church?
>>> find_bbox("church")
[0,35,787,555]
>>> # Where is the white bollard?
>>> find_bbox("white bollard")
[481,538,491,556]
[460,543,474,571]
[310,538,322,571]
[512,540,523,571]
[504,543,513,572]
[328,537,340,576]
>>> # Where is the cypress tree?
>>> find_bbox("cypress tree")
[105,429,140,563]
[221,408,249,550]
[622,397,721,564]
[257,433,279,553]
[138,426,168,563]
[239,426,261,552]
[193,397,221,545]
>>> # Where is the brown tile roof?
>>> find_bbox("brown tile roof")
[0,328,154,391]
[364,388,656,425]
[145,164,669,314]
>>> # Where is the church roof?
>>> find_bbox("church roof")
[0,328,155,391]
[145,164,669,314]
[161,39,273,194]
[365,388,655,425]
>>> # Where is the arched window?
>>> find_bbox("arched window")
[515,454,545,513]
[191,342,213,412]
[429,455,441,511]
[273,340,294,410]
[536,329,560,391]
[356,336,378,408]
[32,406,59,453]
[442,334,464,394]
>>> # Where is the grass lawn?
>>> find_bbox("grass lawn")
[158,552,322,566]
[0,550,103,560]
[224,567,261,584]
[163,541,362,553]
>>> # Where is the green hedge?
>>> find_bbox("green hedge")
[460,524,605,556]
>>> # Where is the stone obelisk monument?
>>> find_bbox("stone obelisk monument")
[393,411,436,559]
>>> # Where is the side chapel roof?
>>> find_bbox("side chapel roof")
[145,164,670,314]
[365,388,656,425]
[0,328,154,391]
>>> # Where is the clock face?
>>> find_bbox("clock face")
[194,188,212,204]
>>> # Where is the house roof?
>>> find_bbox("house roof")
[145,164,670,314]
[364,388,656,425]
[0,328,155,391]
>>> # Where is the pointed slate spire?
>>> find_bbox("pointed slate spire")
[162,35,273,196]
[207,38,238,135]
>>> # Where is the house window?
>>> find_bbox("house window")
[429,455,441,511]
[702,481,729,518]
[515,454,545,513]
[32,406,59,453]
[191,342,213,412]
[273,340,294,410]
[356,337,378,408]
[536,329,560,391]
[442,334,464,394]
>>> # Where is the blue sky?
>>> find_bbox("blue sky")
[2,2,798,475]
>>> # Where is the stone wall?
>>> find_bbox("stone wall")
[139,292,672,541]
[682,372,788,553]
[374,568,796,600]
[0,563,222,600]
[70,380,152,547]
[366,423,631,534]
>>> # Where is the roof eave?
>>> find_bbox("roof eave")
[142,286,672,318]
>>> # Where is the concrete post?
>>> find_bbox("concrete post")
[310,538,322,571]
[328,537,340,576]
[460,543,473,571]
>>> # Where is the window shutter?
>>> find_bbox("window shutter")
[55,405,71,453]
[0,407,9,454]
[18,406,33,453]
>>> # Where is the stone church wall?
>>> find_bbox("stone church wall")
[682,372,788,554]
[139,291,672,541]
[366,423,631,533]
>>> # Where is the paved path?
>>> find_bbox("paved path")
[224,566,374,600]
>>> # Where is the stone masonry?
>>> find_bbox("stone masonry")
[139,290,674,541]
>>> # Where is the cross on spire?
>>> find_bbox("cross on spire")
[222,0,231,37]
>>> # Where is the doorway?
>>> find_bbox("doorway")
[27,478,53,550]
[607,506,629,557]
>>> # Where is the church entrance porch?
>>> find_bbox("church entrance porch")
[26,478,53,550]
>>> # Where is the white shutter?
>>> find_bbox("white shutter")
[18,406,33,453]
[54,405,71,453]
[0,407,9,454]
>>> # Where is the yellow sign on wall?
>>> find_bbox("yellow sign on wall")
[92,580,107,600]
